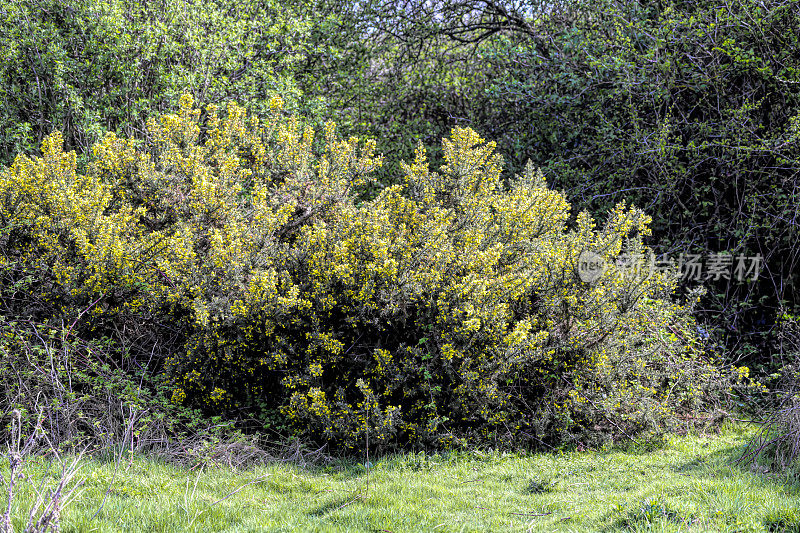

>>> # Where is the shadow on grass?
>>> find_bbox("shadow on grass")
[687,442,800,494]
[307,495,363,517]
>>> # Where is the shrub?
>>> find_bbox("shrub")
[0,0,309,167]
[0,96,735,451]
[299,0,800,368]
[739,314,800,478]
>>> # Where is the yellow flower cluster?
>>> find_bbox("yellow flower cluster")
[0,95,731,450]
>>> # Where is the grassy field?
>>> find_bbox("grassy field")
[4,423,799,532]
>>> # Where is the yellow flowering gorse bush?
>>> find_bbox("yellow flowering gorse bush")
[0,96,735,450]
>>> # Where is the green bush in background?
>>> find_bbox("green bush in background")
[0,0,308,167]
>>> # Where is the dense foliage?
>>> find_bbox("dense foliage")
[8,0,797,458]
[0,0,308,167]
[0,96,738,450]
[297,0,800,368]
[4,0,797,371]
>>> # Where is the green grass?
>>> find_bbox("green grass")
[4,423,800,532]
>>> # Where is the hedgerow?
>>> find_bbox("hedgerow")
[300,0,800,370]
[0,96,740,451]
